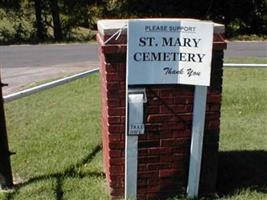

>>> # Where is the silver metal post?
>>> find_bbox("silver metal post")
[187,86,208,198]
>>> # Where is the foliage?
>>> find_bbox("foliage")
[108,0,267,37]
[0,8,35,44]
[0,0,266,44]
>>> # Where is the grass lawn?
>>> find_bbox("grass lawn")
[2,74,109,200]
[224,57,267,64]
[1,60,267,199]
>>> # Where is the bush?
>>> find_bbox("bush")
[0,9,34,44]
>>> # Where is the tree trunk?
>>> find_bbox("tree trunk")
[33,0,46,41]
[49,0,63,41]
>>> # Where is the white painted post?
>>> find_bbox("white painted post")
[187,85,208,198]
[125,93,145,200]
[125,135,138,199]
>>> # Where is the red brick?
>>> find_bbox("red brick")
[109,141,124,149]
[137,178,148,186]
[139,140,160,148]
[206,112,220,120]
[208,104,221,112]
[106,73,118,81]
[110,188,124,196]
[159,97,174,104]
[107,89,125,97]
[106,82,120,90]
[138,171,159,178]
[146,192,159,200]
[121,116,126,123]
[207,94,221,103]
[147,106,160,113]
[161,122,185,131]
[159,89,175,97]
[110,158,124,165]
[160,138,190,147]
[148,147,172,155]
[98,26,226,199]
[137,194,146,200]
[138,149,148,156]
[105,64,118,73]
[159,131,175,139]
[107,99,120,107]
[146,185,161,193]
[147,113,193,123]
[159,169,179,178]
[207,120,220,129]
[145,123,161,132]
[172,130,191,138]
[147,114,175,123]
[108,107,125,116]
[110,165,124,174]
[108,116,121,123]
[146,132,161,140]
[139,156,160,164]
[109,176,124,185]
[147,177,160,185]
[108,125,124,133]
[108,134,121,142]
[147,163,171,170]
[173,96,193,104]
[160,154,186,163]
[109,150,122,158]
[160,105,188,114]
[138,164,148,171]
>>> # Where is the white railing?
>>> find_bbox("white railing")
[3,63,267,103]
[224,63,267,68]
[3,68,99,103]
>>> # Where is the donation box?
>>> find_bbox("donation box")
[97,19,227,200]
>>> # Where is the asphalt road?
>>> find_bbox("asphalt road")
[0,43,99,95]
[0,41,266,95]
[225,41,267,58]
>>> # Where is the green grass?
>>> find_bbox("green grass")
[215,67,267,200]
[220,68,267,151]
[2,74,109,200]
[1,62,267,199]
[224,57,267,64]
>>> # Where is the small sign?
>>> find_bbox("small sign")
[129,123,145,135]
[127,19,214,86]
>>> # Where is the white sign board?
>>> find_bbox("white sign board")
[127,19,214,86]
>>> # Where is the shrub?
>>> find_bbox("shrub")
[0,8,34,44]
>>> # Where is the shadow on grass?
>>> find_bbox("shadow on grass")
[5,145,104,200]
[217,150,267,195]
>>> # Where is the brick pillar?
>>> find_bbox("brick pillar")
[97,19,227,200]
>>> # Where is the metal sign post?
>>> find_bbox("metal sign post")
[0,79,13,189]
[125,89,146,200]
[187,85,208,198]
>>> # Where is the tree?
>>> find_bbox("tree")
[49,0,63,41]
[33,0,46,41]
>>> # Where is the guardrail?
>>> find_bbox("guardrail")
[224,63,267,68]
[3,68,99,103]
[3,63,267,103]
